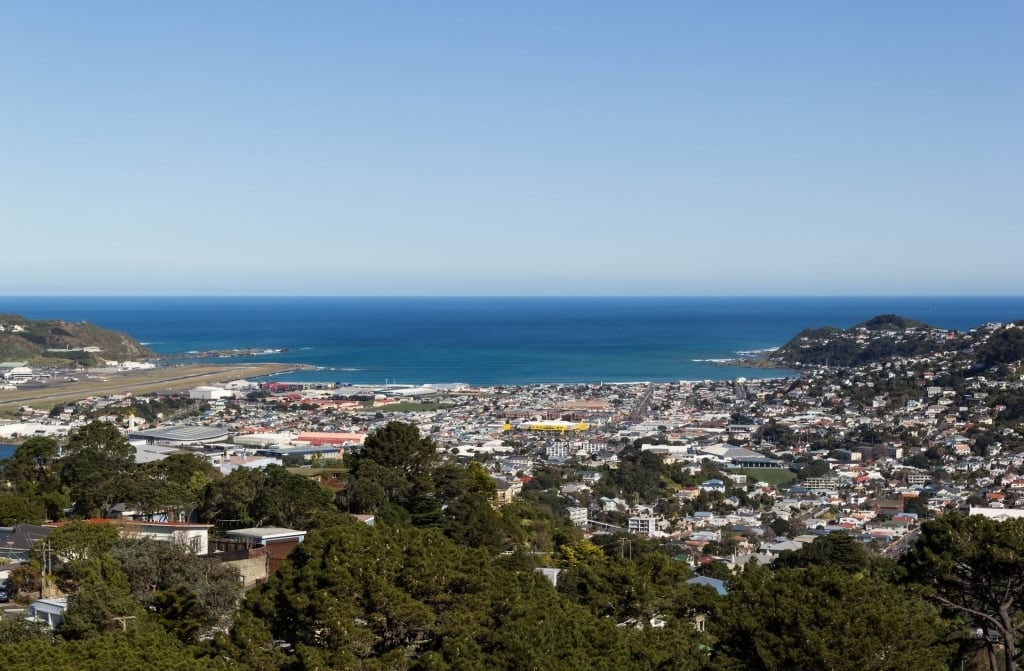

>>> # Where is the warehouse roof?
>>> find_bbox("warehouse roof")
[131,425,229,443]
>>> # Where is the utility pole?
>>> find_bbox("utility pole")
[41,540,52,598]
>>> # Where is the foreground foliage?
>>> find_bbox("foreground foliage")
[902,513,1024,671]
[214,519,707,671]
[708,563,954,671]
[2,629,232,671]
[4,421,1024,670]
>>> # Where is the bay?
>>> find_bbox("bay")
[2,296,1023,386]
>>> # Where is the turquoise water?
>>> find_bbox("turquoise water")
[2,296,1023,385]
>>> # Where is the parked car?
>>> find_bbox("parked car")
[0,579,15,602]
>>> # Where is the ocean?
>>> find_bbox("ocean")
[3,296,1024,386]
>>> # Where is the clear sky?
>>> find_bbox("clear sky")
[2,2,1021,296]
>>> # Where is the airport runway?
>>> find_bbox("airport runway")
[0,363,301,411]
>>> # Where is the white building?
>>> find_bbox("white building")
[188,386,235,401]
[969,506,1024,521]
[119,361,156,371]
[233,432,295,447]
[44,520,213,555]
[117,521,213,555]
[206,452,283,475]
[0,362,33,382]
[0,423,68,439]
[26,598,68,630]
[628,515,660,537]
[226,527,307,545]
[567,507,589,527]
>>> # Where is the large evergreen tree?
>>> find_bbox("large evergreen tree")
[1,435,66,521]
[197,464,340,529]
[60,421,136,517]
[345,420,441,521]
[902,512,1024,671]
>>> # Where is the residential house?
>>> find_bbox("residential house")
[206,527,307,586]
[44,519,213,555]
[566,507,589,528]
[700,479,726,494]
[493,477,523,507]
[25,598,68,630]
[628,515,662,537]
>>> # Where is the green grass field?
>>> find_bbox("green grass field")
[736,468,796,486]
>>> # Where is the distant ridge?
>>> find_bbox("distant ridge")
[0,314,153,365]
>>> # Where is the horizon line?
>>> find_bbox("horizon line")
[4,294,1024,299]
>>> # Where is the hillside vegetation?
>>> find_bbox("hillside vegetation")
[972,320,1024,370]
[769,313,952,368]
[0,314,153,365]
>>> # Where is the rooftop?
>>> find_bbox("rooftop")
[132,425,230,443]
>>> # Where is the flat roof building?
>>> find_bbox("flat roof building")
[132,425,230,444]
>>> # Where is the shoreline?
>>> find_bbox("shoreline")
[0,361,804,414]
[705,357,791,370]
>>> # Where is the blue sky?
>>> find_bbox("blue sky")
[2,2,1021,296]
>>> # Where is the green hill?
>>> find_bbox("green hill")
[0,314,153,365]
[971,321,1024,370]
[855,314,930,331]
[769,313,949,368]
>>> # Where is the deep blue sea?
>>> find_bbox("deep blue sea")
[0,443,14,462]
[3,297,1024,386]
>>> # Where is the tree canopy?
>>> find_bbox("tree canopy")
[709,563,953,671]
[60,421,136,517]
[110,538,242,642]
[902,512,1024,671]
[197,464,341,530]
[216,518,706,671]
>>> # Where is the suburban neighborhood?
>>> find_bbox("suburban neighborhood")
[3,317,1024,670]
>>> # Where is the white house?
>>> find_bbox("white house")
[700,479,726,493]
[46,520,213,555]
[26,598,68,630]
[628,515,662,537]
[567,506,589,527]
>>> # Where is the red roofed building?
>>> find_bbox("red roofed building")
[296,431,367,446]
